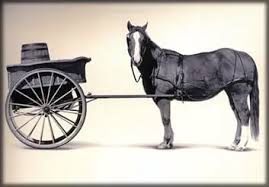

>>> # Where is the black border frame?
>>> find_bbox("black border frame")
[1,0,267,186]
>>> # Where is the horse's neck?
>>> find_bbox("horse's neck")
[137,40,163,94]
[138,40,161,77]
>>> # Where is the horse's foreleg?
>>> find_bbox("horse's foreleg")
[156,98,174,149]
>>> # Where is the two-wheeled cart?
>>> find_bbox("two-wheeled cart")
[5,43,174,149]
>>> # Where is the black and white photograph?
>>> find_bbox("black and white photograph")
[2,1,266,184]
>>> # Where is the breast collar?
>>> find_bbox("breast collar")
[151,50,185,100]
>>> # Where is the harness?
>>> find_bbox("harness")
[128,29,249,101]
[151,52,186,102]
[130,50,187,101]
[131,49,249,102]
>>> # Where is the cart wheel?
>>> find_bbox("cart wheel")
[5,68,87,149]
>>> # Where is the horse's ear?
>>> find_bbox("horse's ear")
[142,22,148,31]
[127,21,133,31]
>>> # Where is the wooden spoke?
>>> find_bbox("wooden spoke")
[10,108,41,118]
[27,115,42,138]
[47,115,55,143]
[50,114,68,137]
[9,102,40,108]
[48,77,67,105]
[39,115,46,144]
[68,103,80,109]
[53,109,82,115]
[15,111,42,131]
[50,87,75,106]
[37,72,46,103]
[50,98,81,109]
[14,89,42,107]
[66,98,95,110]
[46,72,54,104]
[51,110,77,127]
[24,78,44,105]
[65,109,80,112]
[63,99,84,110]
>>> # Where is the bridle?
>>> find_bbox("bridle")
[127,30,149,83]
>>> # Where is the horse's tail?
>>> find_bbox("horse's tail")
[249,64,259,140]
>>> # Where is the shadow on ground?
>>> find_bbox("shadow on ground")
[129,143,257,152]
[19,141,257,152]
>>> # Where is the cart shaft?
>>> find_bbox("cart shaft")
[86,94,175,99]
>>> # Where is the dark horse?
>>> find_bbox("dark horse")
[126,21,259,150]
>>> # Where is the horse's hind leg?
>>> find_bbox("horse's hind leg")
[155,98,174,149]
[225,83,252,151]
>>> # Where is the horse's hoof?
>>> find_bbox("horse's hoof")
[235,146,246,152]
[227,143,237,150]
[157,142,173,149]
[227,143,246,151]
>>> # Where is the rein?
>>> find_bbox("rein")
[130,60,142,83]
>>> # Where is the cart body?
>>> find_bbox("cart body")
[7,57,90,107]
[7,56,90,89]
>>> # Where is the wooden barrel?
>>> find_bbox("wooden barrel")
[21,43,50,64]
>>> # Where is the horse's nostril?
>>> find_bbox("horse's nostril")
[134,56,141,64]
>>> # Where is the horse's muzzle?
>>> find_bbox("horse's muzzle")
[131,57,142,67]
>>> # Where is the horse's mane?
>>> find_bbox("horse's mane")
[141,30,183,58]
[141,30,160,49]
[162,49,183,58]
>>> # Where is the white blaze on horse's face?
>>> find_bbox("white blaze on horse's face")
[133,31,142,65]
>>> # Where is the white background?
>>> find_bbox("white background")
[3,2,266,184]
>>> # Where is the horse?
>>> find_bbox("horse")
[126,21,259,151]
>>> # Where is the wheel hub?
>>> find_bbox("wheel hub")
[43,105,51,114]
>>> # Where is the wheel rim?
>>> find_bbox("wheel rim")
[5,69,86,148]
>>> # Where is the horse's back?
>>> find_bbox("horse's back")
[163,48,184,58]
[184,48,255,68]
[183,48,256,82]
[181,48,257,100]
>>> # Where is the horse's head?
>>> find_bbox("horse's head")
[126,21,148,66]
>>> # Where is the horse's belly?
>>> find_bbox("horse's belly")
[175,84,221,101]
